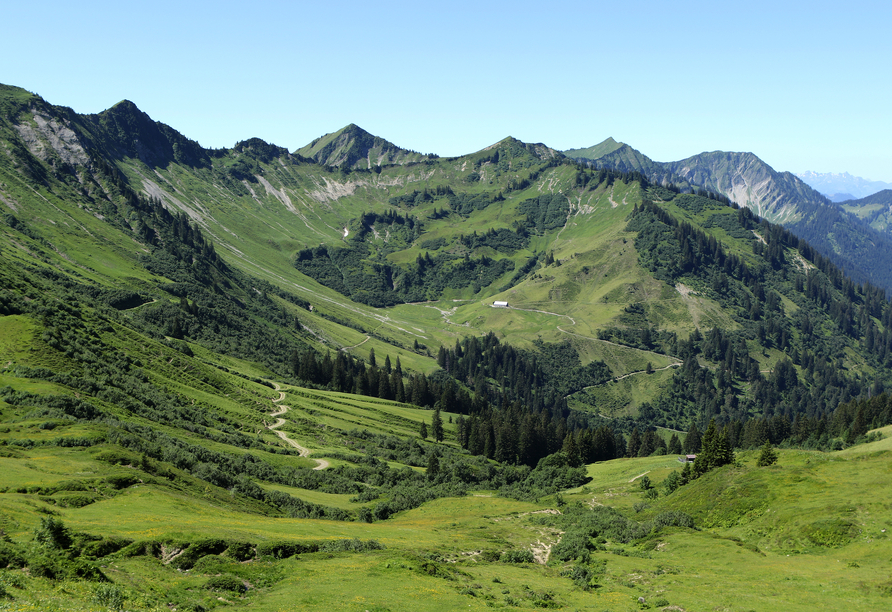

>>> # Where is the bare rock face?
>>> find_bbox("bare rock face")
[14,111,90,167]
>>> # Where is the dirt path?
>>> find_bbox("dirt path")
[613,362,680,381]
[268,383,329,470]
[340,335,370,352]
[509,307,576,325]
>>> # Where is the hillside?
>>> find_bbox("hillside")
[565,140,892,293]
[838,189,892,233]
[2,82,892,609]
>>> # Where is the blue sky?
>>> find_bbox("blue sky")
[3,1,891,181]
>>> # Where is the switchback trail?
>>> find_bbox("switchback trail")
[268,383,329,470]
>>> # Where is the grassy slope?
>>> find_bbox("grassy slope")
[2,410,890,611]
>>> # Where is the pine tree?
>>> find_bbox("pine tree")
[684,422,702,454]
[667,433,682,455]
[626,428,642,457]
[427,453,440,480]
[695,419,718,476]
[432,407,444,443]
[420,419,428,440]
[757,440,778,466]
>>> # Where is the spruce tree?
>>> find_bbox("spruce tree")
[668,433,682,455]
[757,440,778,466]
[695,419,718,476]
[432,407,444,443]
[626,428,642,457]
[684,422,702,454]
[427,453,440,480]
[420,419,428,440]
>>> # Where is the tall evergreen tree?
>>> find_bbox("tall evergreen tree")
[667,433,682,455]
[432,407,444,443]
[684,422,702,454]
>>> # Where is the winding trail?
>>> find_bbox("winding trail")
[340,335,370,352]
[268,383,329,470]
[508,306,576,325]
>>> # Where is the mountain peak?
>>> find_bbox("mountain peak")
[88,99,209,168]
[295,125,429,169]
[563,137,626,161]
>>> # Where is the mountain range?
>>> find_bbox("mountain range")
[2,82,892,609]
[796,170,892,201]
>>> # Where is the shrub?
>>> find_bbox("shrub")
[501,549,534,563]
[82,537,133,559]
[57,494,95,508]
[115,540,161,558]
[168,539,228,570]
[205,574,246,592]
[256,541,319,559]
[318,538,385,553]
[652,511,695,530]
[34,517,72,550]
[28,554,62,580]
[105,474,139,489]
[93,583,125,610]
[225,542,255,562]
[0,543,27,569]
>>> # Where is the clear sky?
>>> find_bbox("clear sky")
[3,1,891,181]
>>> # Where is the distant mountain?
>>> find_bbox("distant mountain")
[295,123,432,169]
[564,140,892,293]
[797,171,892,200]
[827,193,856,203]
[565,141,822,223]
[838,190,892,233]
[562,137,624,161]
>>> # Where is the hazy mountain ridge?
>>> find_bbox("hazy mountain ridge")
[797,170,892,199]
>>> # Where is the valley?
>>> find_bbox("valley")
[1,82,891,610]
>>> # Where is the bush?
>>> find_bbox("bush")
[82,537,133,559]
[28,554,62,580]
[0,543,27,569]
[168,539,228,570]
[256,541,319,559]
[204,574,246,593]
[225,542,255,562]
[115,540,161,558]
[501,549,534,563]
[34,517,71,550]
[93,583,126,610]
[318,538,385,553]
[57,494,95,508]
[105,474,139,490]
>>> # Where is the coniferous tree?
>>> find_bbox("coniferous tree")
[427,453,440,480]
[667,433,682,455]
[694,419,718,476]
[432,407,444,443]
[757,440,778,466]
[684,422,702,454]
[626,428,642,457]
[638,430,657,457]
[420,419,428,440]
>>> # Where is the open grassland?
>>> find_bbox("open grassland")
[2,398,891,612]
